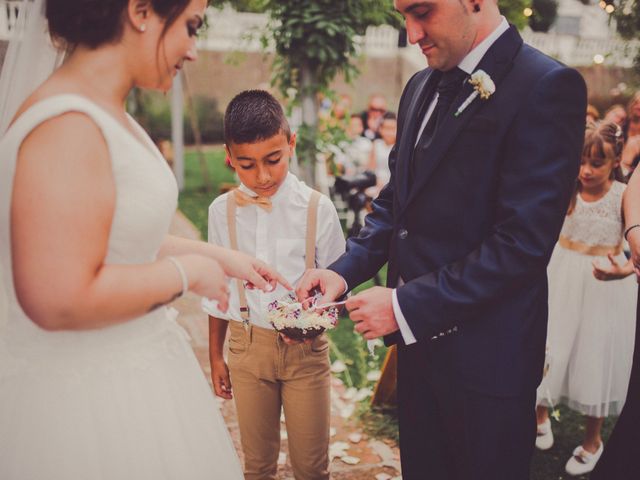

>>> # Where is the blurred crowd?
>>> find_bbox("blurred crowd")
[587,92,640,178]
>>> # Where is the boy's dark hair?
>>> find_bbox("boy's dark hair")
[224,90,291,145]
[382,111,397,121]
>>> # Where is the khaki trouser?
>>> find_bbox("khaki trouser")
[228,321,331,480]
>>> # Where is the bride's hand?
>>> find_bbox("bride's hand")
[183,256,231,311]
[217,249,291,292]
[628,228,640,280]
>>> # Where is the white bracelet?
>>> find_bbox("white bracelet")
[166,256,188,297]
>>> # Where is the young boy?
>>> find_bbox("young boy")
[203,90,345,480]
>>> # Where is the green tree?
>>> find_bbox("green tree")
[217,0,399,185]
[528,0,558,32]
[500,0,532,30]
[610,0,640,73]
[222,0,264,12]
[217,0,532,185]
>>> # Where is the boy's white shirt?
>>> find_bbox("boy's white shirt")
[203,172,346,329]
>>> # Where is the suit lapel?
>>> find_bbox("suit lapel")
[399,26,524,216]
[396,69,440,208]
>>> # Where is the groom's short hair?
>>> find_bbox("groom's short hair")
[224,90,291,145]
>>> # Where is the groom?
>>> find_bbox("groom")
[297,0,586,478]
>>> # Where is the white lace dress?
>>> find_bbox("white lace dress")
[0,95,244,479]
[537,181,637,417]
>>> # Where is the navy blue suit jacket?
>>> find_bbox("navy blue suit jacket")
[330,26,587,397]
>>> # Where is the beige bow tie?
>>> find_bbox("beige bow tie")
[234,189,273,212]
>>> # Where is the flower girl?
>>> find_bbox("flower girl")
[535,121,637,476]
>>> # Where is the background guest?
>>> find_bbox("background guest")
[625,91,640,139]
[603,103,627,127]
[367,112,397,195]
[586,104,600,124]
[359,93,387,140]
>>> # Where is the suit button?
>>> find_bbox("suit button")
[398,229,408,240]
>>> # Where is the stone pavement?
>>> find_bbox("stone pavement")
[169,211,402,479]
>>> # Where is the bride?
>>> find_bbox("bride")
[0,0,289,478]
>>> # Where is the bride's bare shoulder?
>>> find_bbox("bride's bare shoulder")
[11,73,110,174]
[16,83,109,170]
[9,74,84,127]
[12,74,105,146]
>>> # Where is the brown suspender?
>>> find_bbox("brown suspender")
[305,190,321,270]
[226,193,251,323]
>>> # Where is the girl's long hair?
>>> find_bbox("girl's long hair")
[567,121,624,215]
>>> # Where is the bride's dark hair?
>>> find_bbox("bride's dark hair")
[46,0,194,49]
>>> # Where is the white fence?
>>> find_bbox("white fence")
[0,1,21,39]
[201,6,400,57]
[198,7,269,52]
[1,2,637,68]
[520,28,639,68]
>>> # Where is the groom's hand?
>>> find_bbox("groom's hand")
[346,287,399,340]
[296,268,346,306]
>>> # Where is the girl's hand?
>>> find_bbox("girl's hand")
[184,255,230,311]
[217,250,291,292]
[592,254,633,281]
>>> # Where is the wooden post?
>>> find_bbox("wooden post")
[182,68,212,193]
[171,72,185,191]
[371,345,397,407]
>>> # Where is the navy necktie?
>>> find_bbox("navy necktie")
[410,68,467,178]
[418,67,468,150]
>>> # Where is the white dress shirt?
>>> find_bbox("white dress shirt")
[396,17,511,345]
[203,172,346,330]
[415,17,510,143]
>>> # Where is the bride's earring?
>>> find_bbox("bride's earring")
[139,24,146,32]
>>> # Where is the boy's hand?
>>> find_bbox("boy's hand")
[279,333,313,346]
[210,358,233,400]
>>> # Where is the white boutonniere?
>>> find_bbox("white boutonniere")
[454,69,496,117]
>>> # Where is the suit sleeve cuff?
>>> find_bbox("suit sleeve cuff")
[341,277,349,296]
[392,288,417,345]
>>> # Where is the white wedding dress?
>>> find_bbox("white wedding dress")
[0,95,244,479]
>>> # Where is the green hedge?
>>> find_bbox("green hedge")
[129,90,224,145]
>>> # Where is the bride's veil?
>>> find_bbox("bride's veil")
[0,0,62,325]
[0,0,62,134]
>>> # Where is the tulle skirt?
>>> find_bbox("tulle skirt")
[0,308,243,479]
[537,245,637,417]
